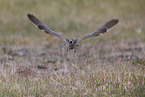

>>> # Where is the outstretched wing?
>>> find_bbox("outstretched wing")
[77,19,119,42]
[27,14,68,42]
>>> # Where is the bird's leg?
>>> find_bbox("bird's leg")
[67,48,69,52]
[74,46,78,53]
[74,49,76,53]
[73,47,79,60]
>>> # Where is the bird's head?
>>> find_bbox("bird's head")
[69,39,74,45]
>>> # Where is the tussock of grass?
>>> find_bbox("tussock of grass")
[0,62,144,96]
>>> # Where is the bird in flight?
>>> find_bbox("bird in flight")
[27,14,119,53]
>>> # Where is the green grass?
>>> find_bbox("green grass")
[0,0,145,45]
[0,0,145,96]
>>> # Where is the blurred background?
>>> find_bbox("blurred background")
[0,0,144,46]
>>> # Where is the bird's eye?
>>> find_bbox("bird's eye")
[69,41,72,44]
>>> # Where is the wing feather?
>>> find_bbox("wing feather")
[77,19,119,42]
[27,14,67,42]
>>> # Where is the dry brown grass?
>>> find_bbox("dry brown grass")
[0,0,145,96]
[0,39,144,96]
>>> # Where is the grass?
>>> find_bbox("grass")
[0,59,144,96]
[0,0,145,96]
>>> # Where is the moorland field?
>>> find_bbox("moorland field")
[0,0,144,96]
